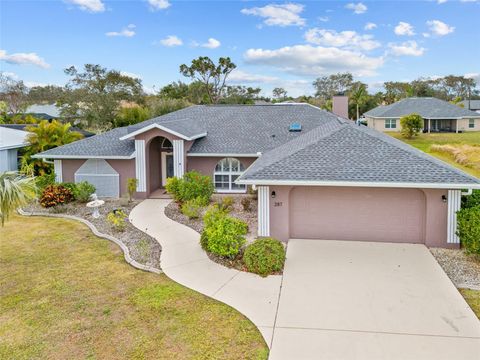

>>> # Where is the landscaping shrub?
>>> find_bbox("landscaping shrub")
[165,171,214,205]
[181,198,204,219]
[165,176,181,201]
[462,190,480,209]
[35,173,55,193]
[241,197,252,212]
[60,182,77,199]
[248,186,258,200]
[201,205,247,258]
[457,206,480,256]
[400,113,423,139]
[127,178,138,202]
[217,196,234,212]
[107,209,128,232]
[40,184,74,208]
[178,171,214,204]
[243,238,286,277]
[73,181,96,202]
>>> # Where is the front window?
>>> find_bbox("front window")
[469,119,475,129]
[214,158,246,192]
[385,119,396,129]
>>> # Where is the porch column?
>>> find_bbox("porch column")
[257,186,270,237]
[173,140,185,178]
[53,160,63,183]
[135,140,147,192]
[428,119,431,133]
[456,119,459,133]
[447,190,461,244]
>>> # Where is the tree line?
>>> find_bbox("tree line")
[1,56,478,131]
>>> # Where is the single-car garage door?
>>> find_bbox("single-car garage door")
[290,187,426,243]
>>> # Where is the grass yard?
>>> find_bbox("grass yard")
[459,289,480,319]
[388,132,480,179]
[0,216,268,360]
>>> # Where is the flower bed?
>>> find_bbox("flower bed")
[23,199,161,270]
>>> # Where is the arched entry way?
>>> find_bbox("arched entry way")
[147,136,174,195]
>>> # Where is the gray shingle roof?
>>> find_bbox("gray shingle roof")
[239,122,480,186]
[460,100,480,111]
[35,127,135,158]
[364,97,480,119]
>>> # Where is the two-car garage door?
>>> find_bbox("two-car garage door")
[289,187,426,243]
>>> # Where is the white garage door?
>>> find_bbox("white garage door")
[290,187,426,243]
[75,159,119,198]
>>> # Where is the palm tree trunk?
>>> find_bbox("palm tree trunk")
[356,104,359,121]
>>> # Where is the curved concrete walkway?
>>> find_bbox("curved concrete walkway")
[129,199,282,346]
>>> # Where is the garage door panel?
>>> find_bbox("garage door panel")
[290,187,425,243]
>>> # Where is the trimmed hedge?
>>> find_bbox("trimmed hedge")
[457,206,480,256]
[166,171,213,205]
[243,238,286,277]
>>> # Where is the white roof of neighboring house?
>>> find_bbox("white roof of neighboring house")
[25,104,61,118]
[0,126,30,151]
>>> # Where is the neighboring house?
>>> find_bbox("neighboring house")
[0,126,29,172]
[364,97,480,133]
[33,104,480,248]
[24,104,62,119]
[459,99,480,114]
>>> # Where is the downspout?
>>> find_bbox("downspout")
[461,188,473,196]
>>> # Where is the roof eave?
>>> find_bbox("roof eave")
[32,153,135,160]
[235,179,480,190]
[118,123,207,141]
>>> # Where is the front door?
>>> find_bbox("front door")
[162,152,174,186]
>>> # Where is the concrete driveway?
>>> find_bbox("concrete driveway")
[270,239,480,360]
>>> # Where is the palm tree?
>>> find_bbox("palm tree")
[349,82,369,121]
[0,172,37,226]
[23,120,83,175]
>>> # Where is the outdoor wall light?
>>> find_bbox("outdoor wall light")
[442,195,447,203]
[271,191,276,198]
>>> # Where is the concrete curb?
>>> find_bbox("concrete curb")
[18,209,162,275]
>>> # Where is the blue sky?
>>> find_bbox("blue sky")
[1,0,479,97]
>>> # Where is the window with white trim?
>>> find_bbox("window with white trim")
[469,119,475,128]
[214,158,246,192]
[385,119,397,129]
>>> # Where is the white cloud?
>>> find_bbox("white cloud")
[1,71,19,80]
[388,41,425,56]
[304,28,380,51]
[394,22,415,36]
[148,0,171,11]
[228,70,278,84]
[201,38,221,49]
[241,3,306,27]
[120,71,142,79]
[465,73,480,83]
[159,35,183,47]
[437,0,447,3]
[426,20,455,36]
[68,0,105,12]
[364,22,377,30]
[318,16,329,22]
[244,45,384,77]
[105,24,136,38]
[345,2,367,14]
[0,49,50,68]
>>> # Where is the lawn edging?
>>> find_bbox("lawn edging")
[18,208,162,275]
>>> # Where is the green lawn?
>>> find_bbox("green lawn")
[0,216,268,360]
[459,289,480,319]
[388,132,480,178]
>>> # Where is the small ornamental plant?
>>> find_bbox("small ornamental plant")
[400,113,424,139]
[181,198,204,219]
[243,238,286,277]
[73,181,96,203]
[40,184,74,208]
[241,197,251,212]
[127,178,138,202]
[107,209,128,232]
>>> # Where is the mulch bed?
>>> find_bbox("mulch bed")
[23,200,161,270]
[430,248,480,290]
[165,195,278,273]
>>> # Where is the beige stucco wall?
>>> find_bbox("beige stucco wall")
[187,156,257,178]
[458,118,480,132]
[268,185,456,248]
[366,116,401,132]
[61,159,135,197]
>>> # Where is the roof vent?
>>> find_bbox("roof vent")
[289,123,302,132]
